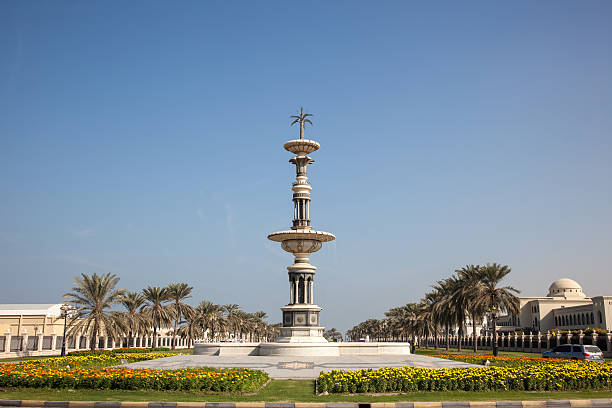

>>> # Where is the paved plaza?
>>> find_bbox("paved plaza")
[122,354,481,379]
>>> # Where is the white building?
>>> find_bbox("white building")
[497,279,612,332]
[0,303,189,357]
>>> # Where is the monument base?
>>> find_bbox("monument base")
[193,341,412,357]
[277,326,327,343]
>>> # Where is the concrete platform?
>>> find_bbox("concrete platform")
[122,353,482,379]
[193,341,412,357]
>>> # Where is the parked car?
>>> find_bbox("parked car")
[542,344,604,361]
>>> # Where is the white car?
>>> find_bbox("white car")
[542,344,604,362]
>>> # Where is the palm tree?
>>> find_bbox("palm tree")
[235,310,252,341]
[404,303,421,347]
[63,272,125,350]
[421,292,442,348]
[267,322,282,342]
[385,307,404,341]
[385,306,409,342]
[252,311,268,341]
[290,107,313,139]
[119,291,149,347]
[166,282,195,350]
[415,299,438,349]
[445,274,470,351]
[348,320,373,341]
[431,278,457,351]
[323,328,342,342]
[386,303,419,345]
[142,286,175,348]
[177,307,207,347]
[197,301,225,341]
[456,264,486,352]
[223,304,241,340]
[474,263,520,356]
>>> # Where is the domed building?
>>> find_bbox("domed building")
[547,278,587,298]
[496,279,612,333]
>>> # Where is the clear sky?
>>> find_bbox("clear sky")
[1,1,611,332]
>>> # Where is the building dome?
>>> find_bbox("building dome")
[547,278,586,298]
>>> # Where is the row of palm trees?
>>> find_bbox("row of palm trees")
[64,272,280,350]
[347,263,520,356]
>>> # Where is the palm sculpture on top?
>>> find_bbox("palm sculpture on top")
[290,107,313,139]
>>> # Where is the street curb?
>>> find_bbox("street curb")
[1,401,611,408]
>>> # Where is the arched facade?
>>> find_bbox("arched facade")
[496,279,612,332]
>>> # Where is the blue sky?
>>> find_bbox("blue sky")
[1,1,611,332]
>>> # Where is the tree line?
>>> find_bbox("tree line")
[347,263,520,356]
[64,272,280,350]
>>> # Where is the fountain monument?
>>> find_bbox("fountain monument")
[194,110,410,356]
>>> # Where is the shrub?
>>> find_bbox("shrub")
[318,356,612,394]
[0,354,268,392]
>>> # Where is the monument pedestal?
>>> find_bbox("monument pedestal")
[278,303,326,343]
[276,327,326,342]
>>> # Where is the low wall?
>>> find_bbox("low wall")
[0,334,190,358]
[339,342,412,356]
[193,343,260,356]
[193,342,412,356]
[417,332,612,357]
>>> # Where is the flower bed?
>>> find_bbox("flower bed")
[427,354,564,367]
[0,354,269,392]
[317,358,612,393]
[0,365,268,392]
[16,352,180,368]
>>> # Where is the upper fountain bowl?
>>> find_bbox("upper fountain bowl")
[284,139,320,155]
[268,229,335,243]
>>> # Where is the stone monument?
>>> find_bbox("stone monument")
[193,109,411,356]
[267,108,334,343]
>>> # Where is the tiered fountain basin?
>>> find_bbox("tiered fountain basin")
[267,229,336,243]
[268,229,336,260]
[283,139,320,155]
[193,341,412,357]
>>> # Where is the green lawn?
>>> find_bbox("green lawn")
[1,381,612,402]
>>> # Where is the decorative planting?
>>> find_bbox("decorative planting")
[0,353,269,392]
[317,355,612,393]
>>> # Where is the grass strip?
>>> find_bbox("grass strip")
[1,380,612,402]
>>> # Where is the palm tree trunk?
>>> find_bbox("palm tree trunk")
[458,325,463,352]
[492,314,499,357]
[173,318,178,350]
[445,324,450,350]
[90,320,98,351]
[153,326,158,348]
[472,312,478,352]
